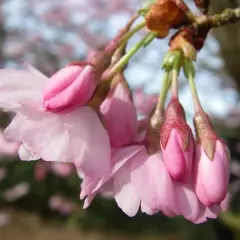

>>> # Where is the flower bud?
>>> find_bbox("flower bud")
[194,141,230,207]
[100,77,137,148]
[160,98,194,182]
[43,63,97,113]
[193,110,230,207]
[145,0,186,38]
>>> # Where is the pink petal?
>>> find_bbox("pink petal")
[0,69,48,110]
[113,162,140,217]
[175,184,201,222]
[92,145,145,194]
[70,107,111,177]
[131,151,177,213]
[18,144,40,161]
[141,202,158,215]
[81,146,145,207]
[5,106,111,178]
[100,82,138,148]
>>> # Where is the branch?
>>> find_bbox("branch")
[194,7,240,29]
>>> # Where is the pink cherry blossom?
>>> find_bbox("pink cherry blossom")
[34,161,49,181]
[80,142,224,223]
[0,67,111,178]
[51,162,74,177]
[194,140,230,207]
[133,88,158,116]
[2,182,30,202]
[100,82,138,148]
[43,64,97,113]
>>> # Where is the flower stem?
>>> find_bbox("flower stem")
[187,70,203,112]
[109,32,156,77]
[171,54,182,98]
[157,71,171,110]
[118,21,146,47]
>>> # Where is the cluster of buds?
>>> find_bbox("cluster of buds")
[0,0,233,224]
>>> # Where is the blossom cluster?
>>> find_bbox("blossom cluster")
[0,0,231,224]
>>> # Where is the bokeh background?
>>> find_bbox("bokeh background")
[0,0,240,239]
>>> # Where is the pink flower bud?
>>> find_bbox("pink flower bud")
[100,80,137,148]
[194,141,230,207]
[43,63,97,113]
[160,98,194,182]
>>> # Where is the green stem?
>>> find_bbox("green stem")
[109,32,156,77]
[157,71,171,110]
[118,21,146,47]
[171,55,182,98]
[143,32,157,47]
[188,71,203,112]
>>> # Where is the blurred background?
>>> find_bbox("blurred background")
[0,0,240,239]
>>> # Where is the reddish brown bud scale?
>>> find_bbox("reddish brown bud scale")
[145,0,186,38]
[194,110,221,160]
[169,27,197,60]
[160,119,191,150]
[164,97,186,120]
[160,98,191,151]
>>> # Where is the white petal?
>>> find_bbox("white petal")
[18,144,40,161]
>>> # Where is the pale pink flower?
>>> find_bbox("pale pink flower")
[0,67,111,178]
[100,82,138,148]
[43,64,97,113]
[160,98,194,182]
[51,162,73,177]
[34,161,49,181]
[49,195,64,211]
[48,195,76,215]
[2,182,29,202]
[59,201,76,215]
[194,140,230,207]
[133,88,158,116]
[0,212,11,227]
[80,144,222,223]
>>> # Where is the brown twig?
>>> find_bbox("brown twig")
[194,7,240,29]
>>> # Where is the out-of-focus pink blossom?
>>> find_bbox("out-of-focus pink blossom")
[160,98,194,182]
[51,162,73,177]
[49,195,64,211]
[48,195,76,215]
[43,64,97,113]
[133,88,158,116]
[34,161,49,181]
[0,212,11,227]
[2,182,30,202]
[100,82,138,148]
[59,201,76,215]
[0,67,111,178]
[194,140,230,207]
